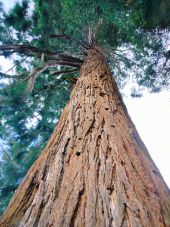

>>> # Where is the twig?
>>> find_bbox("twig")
[50,68,79,76]
[50,34,67,39]
[112,52,138,65]
[0,72,25,78]
[50,32,91,54]
[114,48,133,52]
[5,56,28,74]
[65,77,78,83]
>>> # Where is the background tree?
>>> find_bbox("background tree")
[0,0,170,219]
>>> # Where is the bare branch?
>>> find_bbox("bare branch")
[5,56,28,74]
[0,45,83,93]
[112,51,138,66]
[56,54,83,64]
[0,44,56,57]
[50,68,79,76]
[49,60,81,68]
[85,27,96,47]
[27,64,49,93]
[65,77,78,84]
[112,48,134,52]
[27,59,81,93]
[50,34,67,39]
[0,72,26,78]
[0,72,16,78]
[50,32,91,54]
[0,44,83,65]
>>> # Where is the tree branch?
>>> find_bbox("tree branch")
[0,45,83,93]
[0,72,27,79]
[0,45,83,67]
[50,33,91,54]
[65,77,78,84]
[50,68,79,76]
[112,51,138,66]
[27,60,81,93]
[0,44,56,56]
[50,34,68,39]
[5,56,28,74]
[27,64,49,93]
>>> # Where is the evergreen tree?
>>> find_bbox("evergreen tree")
[0,0,170,223]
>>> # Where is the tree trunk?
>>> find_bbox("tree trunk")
[0,46,170,227]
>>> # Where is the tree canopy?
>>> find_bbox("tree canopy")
[0,0,169,215]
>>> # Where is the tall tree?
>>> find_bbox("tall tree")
[0,0,170,225]
[1,41,170,227]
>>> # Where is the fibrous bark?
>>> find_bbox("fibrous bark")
[0,46,170,227]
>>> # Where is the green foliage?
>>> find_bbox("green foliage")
[0,0,169,215]
[60,0,145,46]
[5,0,31,32]
[142,0,170,28]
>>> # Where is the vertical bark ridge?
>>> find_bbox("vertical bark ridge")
[0,46,170,227]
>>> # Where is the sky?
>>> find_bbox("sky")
[1,0,170,188]
[2,0,22,10]
[124,90,170,187]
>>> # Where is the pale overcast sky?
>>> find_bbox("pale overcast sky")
[124,91,170,187]
[1,0,170,188]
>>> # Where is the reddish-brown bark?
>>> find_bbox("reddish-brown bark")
[0,46,170,227]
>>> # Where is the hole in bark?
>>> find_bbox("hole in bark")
[97,135,101,146]
[79,189,84,196]
[121,160,125,166]
[35,182,39,189]
[107,186,114,194]
[99,92,105,96]
[105,107,109,110]
[152,170,157,175]
[108,147,112,153]
[111,125,115,128]
[136,209,140,218]
[154,190,159,196]
[22,208,27,214]
[78,138,82,140]
[106,186,112,190]
[75,151,81,156]
[99,74,104,79]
